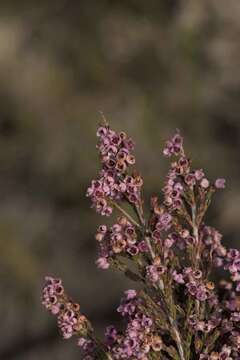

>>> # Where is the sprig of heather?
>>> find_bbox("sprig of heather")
[42,277,109,359]
[86,121,142,217]
[42,120,240,360]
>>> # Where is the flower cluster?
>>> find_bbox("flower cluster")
[202,226,227,262]
[163,132,184,157]
[188,311,221,334]
[162,133,225,214]
[105,290,162,359]
[225,249,240,291]
[42,277,90,340]
[146,256,166,284]
[42,122,240,360]
[86,123,142,216]
[42,277,107,359]
[172,266,217,302]
[95,217,149,270]
[199,345,232,360]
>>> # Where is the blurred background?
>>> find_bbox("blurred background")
[0,1,240,359]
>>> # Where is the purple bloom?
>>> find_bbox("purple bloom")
[215,178,226,189]
[42,277,90,341]
[163,132,183,157]
[125,289,137,300]
[172,270,185,284]
[200,178,210,189]
[146,264,166,283]
[96,257,110,269]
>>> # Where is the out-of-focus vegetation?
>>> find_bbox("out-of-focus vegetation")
[0,1,240,359]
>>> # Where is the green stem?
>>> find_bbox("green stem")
[111,201,141,228]
[131,202,186,360]
[136,207,185,360]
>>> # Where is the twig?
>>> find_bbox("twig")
[111,201,141,228]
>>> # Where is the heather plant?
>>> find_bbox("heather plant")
[42,119,240,360]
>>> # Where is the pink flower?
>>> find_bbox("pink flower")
[163,132,183,157]
[125,289,137,300]
[194,169,205,181]
[200,178,210,189]
[96,257,110,269]
[215,178,226,189]
[172,271,185,284]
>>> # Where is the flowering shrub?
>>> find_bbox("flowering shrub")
[42,120,240,360]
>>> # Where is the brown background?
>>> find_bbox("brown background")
[0,1,240,359]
